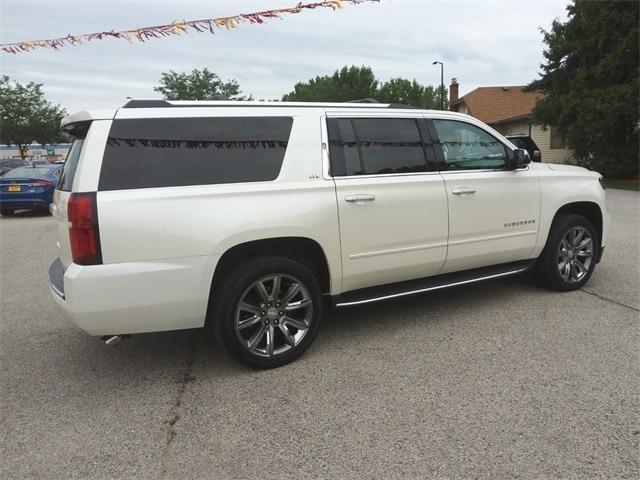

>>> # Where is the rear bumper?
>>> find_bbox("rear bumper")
[0,192,53,210]
[48,256,217,336]
[0,199,50,210]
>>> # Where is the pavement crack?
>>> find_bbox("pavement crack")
[37,225,56,241]
[160,331,199,478]
[579,288,640,313]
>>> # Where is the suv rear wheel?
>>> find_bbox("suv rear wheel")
[537,214,598,291]
[211,256,323,368]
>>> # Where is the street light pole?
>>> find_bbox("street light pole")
[432,61,444,110]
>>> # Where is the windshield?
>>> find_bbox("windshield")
[2,166,53,178]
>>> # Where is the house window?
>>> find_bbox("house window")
[550,126,566,149]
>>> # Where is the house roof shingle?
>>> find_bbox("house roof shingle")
[453,86,544,125]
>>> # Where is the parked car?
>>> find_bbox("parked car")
[48,100,607,368]
[506,134,541,162]
[0,164,62,216]
[0,158,27,176]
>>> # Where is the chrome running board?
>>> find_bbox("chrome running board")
[335,260,535,307]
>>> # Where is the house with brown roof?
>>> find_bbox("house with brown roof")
[449,79,573,164]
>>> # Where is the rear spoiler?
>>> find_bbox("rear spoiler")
[61,109,116,129]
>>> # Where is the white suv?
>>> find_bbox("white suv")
[48,100,607,368]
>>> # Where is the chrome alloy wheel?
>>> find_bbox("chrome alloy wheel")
[557,226,594,283]
[234,274,314,358]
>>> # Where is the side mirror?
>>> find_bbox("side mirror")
[510,148,530,170]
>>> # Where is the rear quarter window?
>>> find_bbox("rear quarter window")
[58,122,90,191]
[98,117,293,191]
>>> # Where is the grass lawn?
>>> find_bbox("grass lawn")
[604,178,639,191]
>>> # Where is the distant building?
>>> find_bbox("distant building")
[449,79,573,164]
[0,144,70,163]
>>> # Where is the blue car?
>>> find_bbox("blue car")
[0,164,62,216]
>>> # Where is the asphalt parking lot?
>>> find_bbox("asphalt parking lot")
[1,189,638,480]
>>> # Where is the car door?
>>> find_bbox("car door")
[429,118,541,273]
[326,115,449,293]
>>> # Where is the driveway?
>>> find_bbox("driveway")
[1,189,638,479]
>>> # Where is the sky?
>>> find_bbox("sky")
[0,0,570,113]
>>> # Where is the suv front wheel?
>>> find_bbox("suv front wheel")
[211,256,323,368]
[537,214,598,291]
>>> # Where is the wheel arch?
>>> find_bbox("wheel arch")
[552,201,603,246]
[209,236,333,302]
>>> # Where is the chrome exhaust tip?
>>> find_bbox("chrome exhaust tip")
[100,335,125,347]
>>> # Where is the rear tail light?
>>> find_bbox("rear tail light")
[533,150,541,161]
[31,180,54,188]
[67,192,102,265]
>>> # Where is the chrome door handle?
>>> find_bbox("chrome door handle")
[452,188,477,195]
[345,194,376,203]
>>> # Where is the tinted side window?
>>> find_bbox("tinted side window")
[58,122,90,191]
[327,119,362,176]
[353,119,426,175]
[433,120,507,170]
[99,117,293,191]
[328,118,427,176]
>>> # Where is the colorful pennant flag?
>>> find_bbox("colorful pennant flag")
[0,0,379,54]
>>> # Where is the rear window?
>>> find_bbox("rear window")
[3,167,52,178]
[98,117,293,191]
[508,137,535,150]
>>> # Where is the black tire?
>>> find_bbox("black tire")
[0,208,14,216]
[536,214,599,291]
[209,256,323,368]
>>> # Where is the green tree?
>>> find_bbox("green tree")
[528,1,639,178]
[434,84,449,111]
[282,65,378,102]
[282,66,443,108]
[0,76,67,159]
[154,68,250,100]
[377,78,443,109]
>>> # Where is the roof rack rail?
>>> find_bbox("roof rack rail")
[122,99,172,108]
[205,94,229,100]
[347,98,380,103]
[387,103,420,109]
[120,99,421,109]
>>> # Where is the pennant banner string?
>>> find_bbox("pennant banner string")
[0,0,379,54]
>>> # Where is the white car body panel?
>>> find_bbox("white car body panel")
[533,163,608,256]
[334,173,448,292]
[50,256,215,335]
[50,102,608,337]
[440,167,541,273]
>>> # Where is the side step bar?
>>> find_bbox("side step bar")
[100,335,127,346]
[335,260,535,307]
